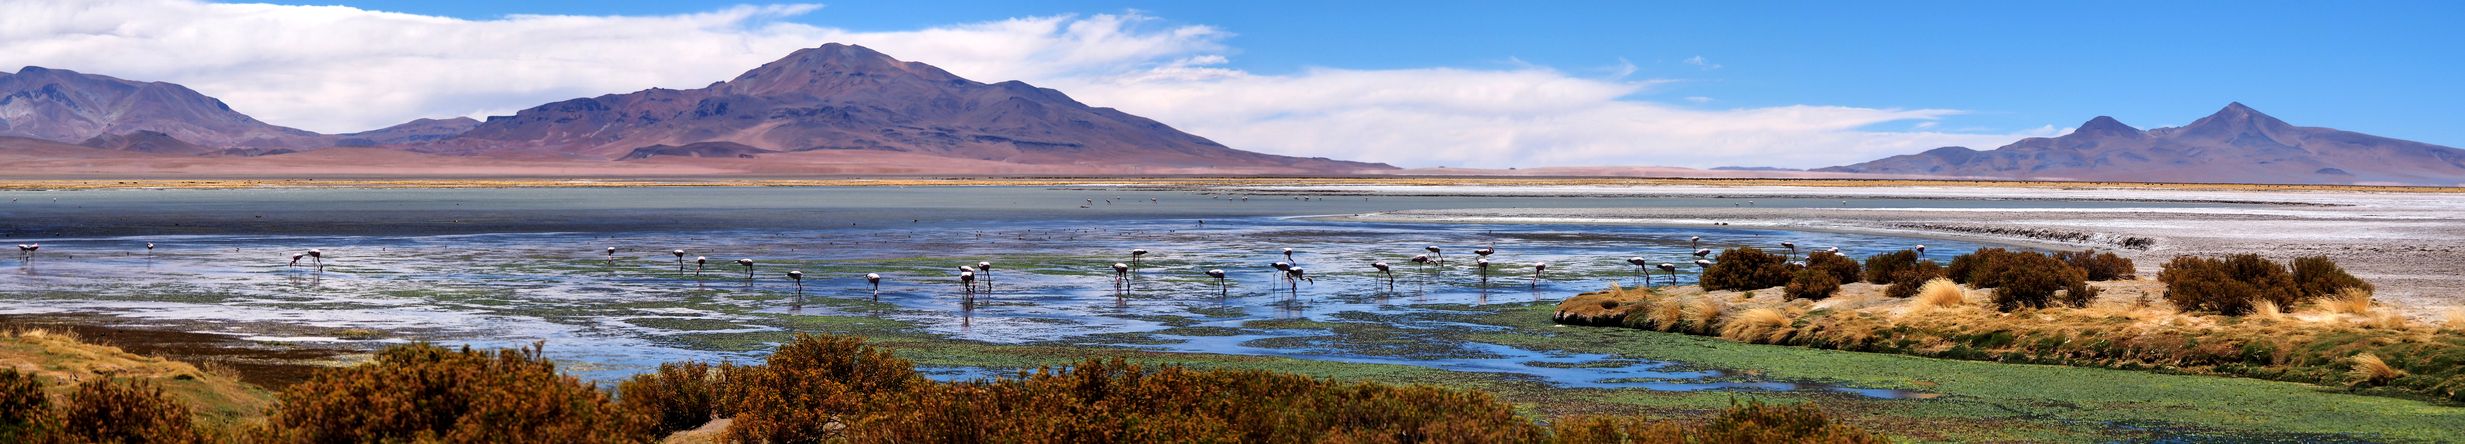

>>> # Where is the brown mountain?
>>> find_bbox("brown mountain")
[0,66,324,149]
[1820,103,2465,185]
[337,117,479,146]
[434,43,1389,172]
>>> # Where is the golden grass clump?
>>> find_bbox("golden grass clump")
[2248,300,2284,322]
[1685,297,1727,334]
[2321,288,2374,316]
[2443,309,2465,332]
[2348,353,2404,387]
[1914,279,1966,309]
[1648,298,1686,332]
[1720,308,1795,344]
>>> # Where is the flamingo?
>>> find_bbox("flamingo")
[1626,257,1650,284]
[1206,269,1228,295]
[1130,249,1149,270]
[1371,261,1394,289]
[1477,258,1492,284]
[1474,246,1494,259]
[978,261,994,292]
[738,258,755,281]
[605,247,616,264]
[787,270,805,293]
[1112,263,1131,292]
[1530,262,1548,287]
[146,243,155,256]
[16,244,36,260]
[1695,259,1713,273]
[1657,263,1679,287]
[308,249,324,272]
[1916,244,1928,258]
[1780,242,1798,256]
[1693,248,1713,258]
[951,270,971,298]
[672,250,686,273]
[695,256,708,276]
[1272,262,1293,284]
[1282,248,1296,264]
[1425,246,1443,265]
[289,253,304,267]
[867,273,882,298]
[1690,236,1701,250]
[1285,267,1313,295]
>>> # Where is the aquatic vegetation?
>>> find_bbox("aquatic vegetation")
[1550,401,1886,444]
[1701,247,1791,291]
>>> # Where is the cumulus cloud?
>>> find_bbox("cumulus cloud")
[0,0,2044,168]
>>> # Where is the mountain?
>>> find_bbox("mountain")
[337,117,479,146]
[434,43,1388,172]
[1821,103,2465,185]
[0,66,323,149]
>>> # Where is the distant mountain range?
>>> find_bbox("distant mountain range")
[0,44,1389,174]
[1822,103,2465,186]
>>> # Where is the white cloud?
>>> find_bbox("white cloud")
[0,0,2042,168]
[1683,55,1722,70]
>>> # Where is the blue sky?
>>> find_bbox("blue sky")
[273,0,2465,144]
[10,1,2456,167]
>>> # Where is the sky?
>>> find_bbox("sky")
[2,0,2458,168]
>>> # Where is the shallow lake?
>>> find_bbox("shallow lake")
[0,186,2202,396]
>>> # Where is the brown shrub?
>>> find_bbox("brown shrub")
[2291,256,2373,300]
[2158,255,2301,315]
[1881,261,1946,299]
[618,361,724,436]
[1702,247,1793,291]
[1805,251,1862,285]
[723,333,923,443]
[1860,250,1921,284]
[255,342,650,443]
[1784,268,1842,301]
[2054,249,2136,281]
[55,378,203,444]
[0,369,48,442]
[851,358,1545,443]
[1967,251,2092,311]
[1944,247,2013,285]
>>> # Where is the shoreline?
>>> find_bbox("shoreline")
[5,176,2463,193]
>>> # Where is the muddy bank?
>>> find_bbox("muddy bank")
[0,314,366,389]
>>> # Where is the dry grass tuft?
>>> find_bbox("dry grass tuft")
[1648,299,1685,332]
[2348,353,2404,387]
[1914,279,1965,309]
[2443,309,2465,332]
[2248,300,2284,322]
[1685,297,1726,334]
[2321,288,2374,316]
[1719,308,1794,344]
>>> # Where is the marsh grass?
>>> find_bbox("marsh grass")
[1558,277,2465,403]
[2319,288,2374,316]
[2348,353,2403,387]
[1913,279,1966,310]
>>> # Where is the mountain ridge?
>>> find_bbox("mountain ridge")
[1820,103,2465,185]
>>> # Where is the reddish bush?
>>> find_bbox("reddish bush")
[1785,268,1842,301]
[2054,249,2136,281]
[56,378,203,444]
[1882,261,1946,299]
[1702,247,1794,291]
[0,370,47,442]
[2290,256,2372,299]
[255,342,650,443]
[1860,250,1921,284]
[619,361,724,436]
[2159,255,2302,315]
[723,334,922,443]
[1805,251,1862,285]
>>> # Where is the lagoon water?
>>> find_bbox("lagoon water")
[0,186,2188,395]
